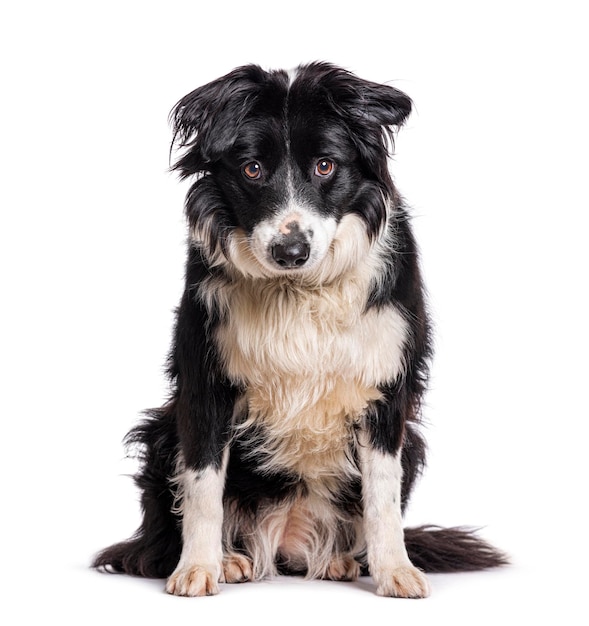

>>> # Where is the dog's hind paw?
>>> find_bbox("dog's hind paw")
[324,555,360,581]
[375,565,430,598]
[222,554,254,583]
[166,564,220,597]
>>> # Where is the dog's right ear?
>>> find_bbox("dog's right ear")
[170,65,266,178]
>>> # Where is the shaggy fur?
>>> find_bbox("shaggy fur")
[93,62,507,597]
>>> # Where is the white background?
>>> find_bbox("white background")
[1,1,587,623]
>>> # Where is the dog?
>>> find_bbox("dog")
[93,62,506,597]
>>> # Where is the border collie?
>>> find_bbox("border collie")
[93,62,506,597]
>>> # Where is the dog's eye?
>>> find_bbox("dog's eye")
[314,159,335,178]
[243,161,262,180]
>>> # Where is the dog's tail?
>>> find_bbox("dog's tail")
[92,406,181,578]
[404,525,508,573]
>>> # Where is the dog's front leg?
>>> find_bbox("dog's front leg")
[166,458,229,596]
[358,397,430,598]
[164,287,236,597]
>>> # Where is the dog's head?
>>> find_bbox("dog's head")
[170,62,411,281]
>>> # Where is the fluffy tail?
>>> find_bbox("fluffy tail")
[405,525,508,573]
[93,406,181,578]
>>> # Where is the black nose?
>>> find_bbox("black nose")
[271,236,310,268]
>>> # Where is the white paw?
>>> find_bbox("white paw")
[324,556,361,581]
[375,565,430,598]
[222,554,254,583]
[165,564,221,597]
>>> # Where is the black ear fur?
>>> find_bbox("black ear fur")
[170,62,412,184]
[332,72,411,129]
[339,73,411,185]
[302,62,412,187]
[169,65,268,178]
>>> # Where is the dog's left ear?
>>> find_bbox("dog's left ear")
[352,81,412,130]
[323,65,412,184]
[346,80,412,183]
[170,65,267,178]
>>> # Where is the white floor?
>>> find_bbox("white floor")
[15,557,579,625]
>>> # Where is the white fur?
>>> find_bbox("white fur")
[357,430,430,598]
[249,205,337,275]
[210,214,409,479]
[223,489,362,581]
[166,457,228,596]
[190,216,226,268]
[286,66,299,88]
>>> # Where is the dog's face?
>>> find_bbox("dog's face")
[171,63,411,279]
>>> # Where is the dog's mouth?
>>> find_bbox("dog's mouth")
[216,212,375,285]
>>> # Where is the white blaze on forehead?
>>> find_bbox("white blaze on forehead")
[286,66,299,88]
[279,213,302,235]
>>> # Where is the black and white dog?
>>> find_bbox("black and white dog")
[94,62,505,597]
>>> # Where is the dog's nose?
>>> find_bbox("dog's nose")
[271,235,310,268]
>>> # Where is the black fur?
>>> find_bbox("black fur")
[93,62,507,588]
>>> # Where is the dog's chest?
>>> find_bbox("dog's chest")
[215,278,408,477]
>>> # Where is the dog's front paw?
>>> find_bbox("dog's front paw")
[166,564,221,597]
[375,565,430,598]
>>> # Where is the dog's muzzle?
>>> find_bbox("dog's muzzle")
[249,210,335,275]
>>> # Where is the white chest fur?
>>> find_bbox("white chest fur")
[207,221,409,479]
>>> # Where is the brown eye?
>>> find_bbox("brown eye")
[315,158,335,177]
[243,161,262,180]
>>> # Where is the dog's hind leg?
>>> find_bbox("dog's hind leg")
[222,552,254,583]
[323,555,361,581]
